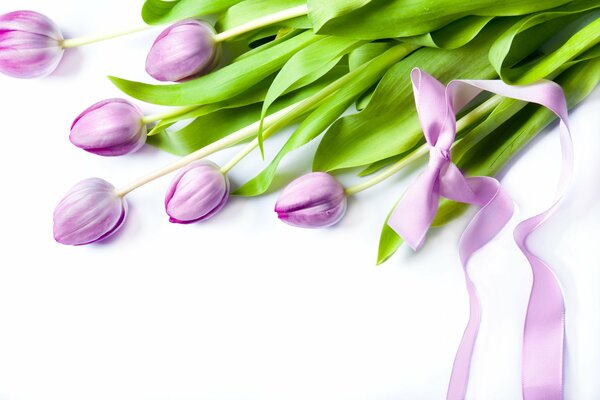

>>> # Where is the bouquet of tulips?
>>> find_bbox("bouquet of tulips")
[2,0,599,398]
[1,0,596,262]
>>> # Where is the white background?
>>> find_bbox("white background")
[0,1,598,399]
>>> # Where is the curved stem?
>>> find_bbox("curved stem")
[344,147,429,196]
[115,102,304,197]
[344,95,504,196]
[142,105,201,125]
[221,43,420,174]
[61,25,154,49]
[220,138,258,174]
[214,5,309,43]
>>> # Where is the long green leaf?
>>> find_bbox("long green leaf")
[489,1,600,83]
[109,30,320,106]
[141,0,241,25]
[349,42,397,110]
[217,0,310,32]
[312,19,515,173]
[402,16,494,49]
[235,43,416,197]
[377,57,600,264]
[147,76,278,137]
[307,0,374,32]
[148,65,347,155]
[257,35,362,154]
[348,42,395,71]
[307,0,571,40]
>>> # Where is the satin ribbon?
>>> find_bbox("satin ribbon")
[388,68,571,400]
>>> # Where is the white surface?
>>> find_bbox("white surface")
[0,1,598,399]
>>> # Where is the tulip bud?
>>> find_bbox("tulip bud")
[53,178,127,246]
[165,161,230,224]
[145,20,220,82]
[0,10,64,79]
[275,172,347,228]
[70,98,147,157]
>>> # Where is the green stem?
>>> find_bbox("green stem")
[118,42,419,196]
[221,43,420,174]
[61,25,154,49]
[213,5,309,43]
[115,102,305,197]
[344,95,504,196]
[142,105,201,125]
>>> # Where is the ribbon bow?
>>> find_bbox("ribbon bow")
[389,68,571,400]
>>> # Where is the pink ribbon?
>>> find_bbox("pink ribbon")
[388,68,572,400]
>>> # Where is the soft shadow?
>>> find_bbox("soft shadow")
[131,143,165,158]
[51,46,84,77]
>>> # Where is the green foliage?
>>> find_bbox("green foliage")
[257,35,362,154]
[110,31,321,106]
[307,0,571,39]
[141,0,241,25]
[402,16,494,49]
[147,66,348,155]
[377,57,600,264]
[235,43,417,196]
[217,0,310,32]
[312,20,514,173]
[489,1,600,83]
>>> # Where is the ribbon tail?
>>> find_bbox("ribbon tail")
[444,74,571,400]
[445,176,514,400]
[516,215,565,400]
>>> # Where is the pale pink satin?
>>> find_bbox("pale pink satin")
[388,68,571,400]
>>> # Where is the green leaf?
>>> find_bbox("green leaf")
[148,105,261,156]
[217,0,309,32]
[358,153,407,177]
[349,42,396,110]
[110,30,320,106]
[145,75,280,137]
[489,1,600,83]
[377,208,404,265]
[257,35,362,155]
[378,57,600,263]
[148,65,347,155]
[348,42,395,71]
[307,0,571,40]
[402,16,494,49]
[232,29,302,62]
[235,44,416,197]
[307,0,375,32]
[141,0,241,25]
[312,19,516,173]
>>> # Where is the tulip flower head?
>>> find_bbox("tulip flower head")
[146,20,220,82]
[53,178,127,246]
[70,98,147,157]
[0,10,64,79]
[165,160,230,224]
[275,172,347,228]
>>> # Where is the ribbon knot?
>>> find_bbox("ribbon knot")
[428,147,451,169]
[388,68,572,400]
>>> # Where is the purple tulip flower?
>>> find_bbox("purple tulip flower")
[145,20,220,82]
[165,161,230,224]
[275,172,347,228]
[0,10,64,79]
[54,178,127,246]
[70,98,147,157]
